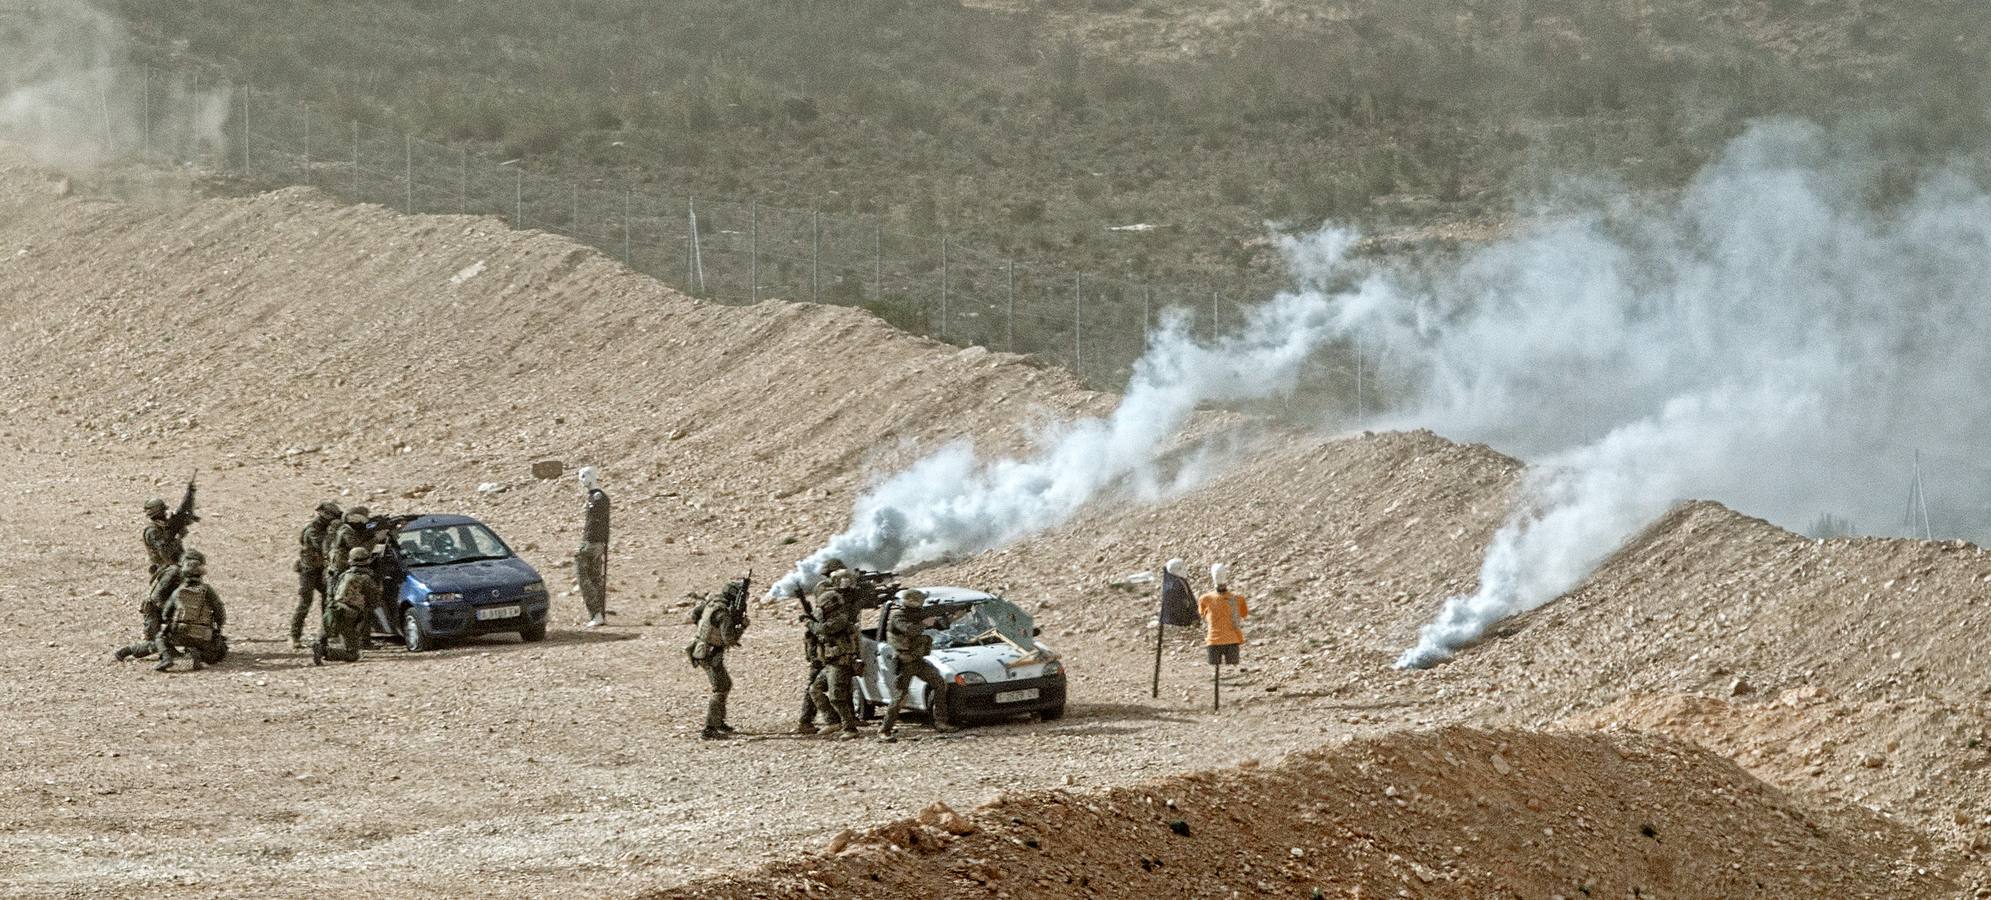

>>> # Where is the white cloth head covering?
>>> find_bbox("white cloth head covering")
[1164,558,1184,575]
[578,466,599,490]
[1210,563,1229,586]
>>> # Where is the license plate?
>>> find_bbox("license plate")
[994,688,1040,704]
[475,605,521,621]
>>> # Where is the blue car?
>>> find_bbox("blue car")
[366,514,551,651]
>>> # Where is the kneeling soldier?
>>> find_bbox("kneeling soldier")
[153,554,224,672]
[314,546,379,665]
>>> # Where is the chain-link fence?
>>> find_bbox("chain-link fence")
[12,63,1379,408]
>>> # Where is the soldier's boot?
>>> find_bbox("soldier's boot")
[794,720,820,735]
[929,685,959,733]
[289,635,304,650]
[879,700,903,739]
[187,651,205,672]
[153,643,176,672]
[705,694,730,736]
[114,646,134,662]
[311,636,326,667]
[700,726,729,740]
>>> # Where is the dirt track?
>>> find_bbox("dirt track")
[4,150,1990,897]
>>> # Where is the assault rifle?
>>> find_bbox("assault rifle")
[165,471,199,537]
[849,569,904,610]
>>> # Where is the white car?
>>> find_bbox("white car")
[851,587,1067,725]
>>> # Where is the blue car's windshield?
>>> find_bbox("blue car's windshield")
[395,524,513,567]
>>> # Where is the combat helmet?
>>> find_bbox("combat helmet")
[344,505,370,524]
[898,588,927,607]
[144,498,167,517]
[316,500,343,517]
[348,545,373,564]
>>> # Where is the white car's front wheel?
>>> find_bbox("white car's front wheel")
[849,677,878,720]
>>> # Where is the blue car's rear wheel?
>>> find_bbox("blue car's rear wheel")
[519,623,546,642]
[402,609,433,653]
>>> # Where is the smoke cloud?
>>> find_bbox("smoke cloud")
[1357,119,1991,667]
[785,119,1991,674]
[0,0,230,169]
[771,229,1381,596]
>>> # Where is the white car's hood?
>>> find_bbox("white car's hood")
[932,640,1057,683]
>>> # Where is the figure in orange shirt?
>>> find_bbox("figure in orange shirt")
[1197,563,1247,709]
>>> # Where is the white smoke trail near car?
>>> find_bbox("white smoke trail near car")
[771,230,1384,596]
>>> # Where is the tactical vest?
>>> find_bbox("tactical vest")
[334,569,377,611]
[299,519,331,569]
[170,583,216,642]
[887,609,934,659]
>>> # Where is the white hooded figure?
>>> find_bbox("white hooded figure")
[1210,563,1229,589]
[1157,557,1196,626]
[575,466,611,627]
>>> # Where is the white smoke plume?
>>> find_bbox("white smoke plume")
[771,229,1382,596]
[1363,120,1991,667]
[0,1,230,168]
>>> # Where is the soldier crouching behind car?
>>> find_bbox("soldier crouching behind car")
[880,589,959,741]
[688,579,749,740]
[314,546,379,665]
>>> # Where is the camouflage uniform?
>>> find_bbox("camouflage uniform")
[805,573,863,738]
[115,549,198,661]
[289,502,342,647]
[575,475,610,625]
[794,559,846,733]
[688,580,749,739]
[881,590,957,737]
[315,547,379,665]
[152,564,224,672]
[141,499,182,577]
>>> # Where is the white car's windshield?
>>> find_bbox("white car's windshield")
[932,596,1035,650]
[396,523,512,566]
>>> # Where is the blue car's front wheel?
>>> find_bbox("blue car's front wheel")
[402,608,435,653]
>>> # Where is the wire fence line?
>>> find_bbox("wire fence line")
[22,63,1380,406]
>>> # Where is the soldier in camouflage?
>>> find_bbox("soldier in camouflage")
[115,547,203,663]
[289,501,342,649]
[880,589,959,740]
[804,568,864,740]
[575,467,610,627]
[314,546,379,665]
[151,553,225,672]
[141,498,182,576]
[793,557,846,734]
[688,579,750,740]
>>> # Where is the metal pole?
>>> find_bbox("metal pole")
[351,120,359,198]
[811,210,820,304]
[1075,276,1088,370]
[514,168,523,225]
[1151,613,1165,699]
[1210,291,1219,339]
[404,134,413,213]
[240,84,250,175]
[750,199,759,303]
[1356,337,1365,419]
[689,196,705,294]
[1006,258,1015,352]
[873,217,883,299]
[940,236,949,337]
[623,189,632,264]
[142,66,150,158]
[1142,287,1151,333]
[300,102,310,185]
[571,180,579,235]
[191,72,199,161]
[459,148,468,215]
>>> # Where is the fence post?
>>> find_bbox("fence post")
[191,72,200,162]
[300,101,310,185]
[1006,258,1015,352]
[570,180,579,235]
[404,134,414,213]
[142,66,150,158]
[940,236,949,338]
[873,217,883,299]
[240,84,251,175]
[1210,291,1219,339]
[811,209,820,304]
[1355,337,1365,419]
[459,148,468,215]
[689,196,705,295]
[623,189,632,264]
[514,167,522,225]
[749,199,759,303]
[1074,274,1083,375]
[351,120,359,198]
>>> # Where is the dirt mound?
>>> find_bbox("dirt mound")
[660,727,1950,899]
